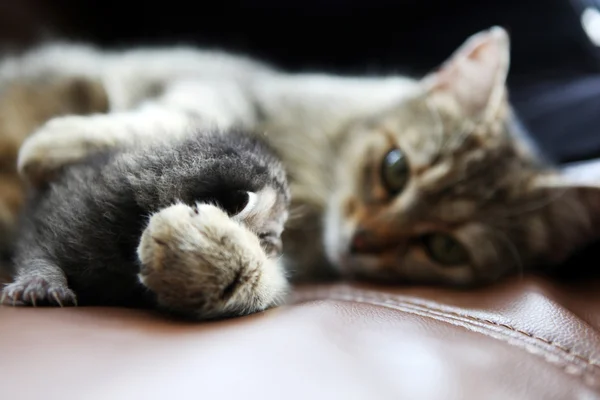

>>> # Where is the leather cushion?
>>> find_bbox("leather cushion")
[1,277,599,399]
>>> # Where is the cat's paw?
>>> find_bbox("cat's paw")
[1,275,77,307]
[17,115,115,187]
[137,203,288,319]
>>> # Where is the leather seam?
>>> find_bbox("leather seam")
[293,287,600,390]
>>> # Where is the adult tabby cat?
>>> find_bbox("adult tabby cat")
[2,27,600,315]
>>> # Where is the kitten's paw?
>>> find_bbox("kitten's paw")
[18,115,115,187]
[1,275,77,307]
[137,203,288,319]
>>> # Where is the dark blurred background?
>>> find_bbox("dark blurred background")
[1,0,599,163]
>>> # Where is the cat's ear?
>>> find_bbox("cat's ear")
[531,166,600,262]
[423,26,510,122]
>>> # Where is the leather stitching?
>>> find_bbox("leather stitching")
[292,287,600,390]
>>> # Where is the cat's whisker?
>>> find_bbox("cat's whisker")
[286,206,310,224]
[496,185,571,219]
[487,227,524,281]
[483,234,502,279]
[289,204,309,217]
[435,162,493,196]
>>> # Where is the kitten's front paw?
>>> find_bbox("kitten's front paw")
[137,203,288,319]
[1,275,77,307]
[18,116,113,187]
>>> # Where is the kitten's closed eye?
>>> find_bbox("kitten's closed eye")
[258,232,282,257]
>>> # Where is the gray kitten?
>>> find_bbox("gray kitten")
[2,130,290,319]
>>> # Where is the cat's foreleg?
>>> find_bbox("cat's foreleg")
[18,79,257,187]
[137,202,289,319]
[17,104,198,187]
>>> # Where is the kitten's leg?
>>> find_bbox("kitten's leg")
[137,203,289,319]
[1,259,76,307]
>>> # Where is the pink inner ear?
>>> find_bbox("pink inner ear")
[426,27,510,120]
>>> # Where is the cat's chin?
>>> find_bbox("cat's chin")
[331,254,411,285]
[323,201,355,271]
[323,235,355,277]
[331,252,381,280]
[324,233,373,280]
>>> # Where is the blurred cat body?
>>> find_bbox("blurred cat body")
[0,77,108,270]
[3,26,600,310]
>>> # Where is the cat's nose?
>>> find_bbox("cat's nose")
[350,229,378,254]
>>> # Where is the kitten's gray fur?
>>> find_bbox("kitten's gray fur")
[3,130,290,319]
[2,26,600,317]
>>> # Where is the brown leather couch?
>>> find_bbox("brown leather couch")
[1,277,600,400]
[1,5,600,400]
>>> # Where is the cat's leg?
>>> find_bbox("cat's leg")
[1,258,77,307]
[137,202,289,319]
[18,79,258,187]
[18,104,197,187]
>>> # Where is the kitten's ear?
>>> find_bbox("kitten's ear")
[423,26,510,122]
[532,168,600,262]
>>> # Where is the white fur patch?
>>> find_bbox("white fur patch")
[233,186,277,225]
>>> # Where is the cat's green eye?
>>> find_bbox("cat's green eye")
[422,233,469,266]
[381,148,409,195]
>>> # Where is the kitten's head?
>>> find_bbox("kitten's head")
[324,27,600,286]
[127,131,290,258]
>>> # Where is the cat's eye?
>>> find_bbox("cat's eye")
[422,233,469,266]
[381,148,409,195]
[217,190,256,217]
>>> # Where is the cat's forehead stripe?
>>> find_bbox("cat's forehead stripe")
[379,128,398,148]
